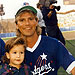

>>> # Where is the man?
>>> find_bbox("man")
[15,6,75,75]
[36,3,46,36]
[0,38,5,65]
[42,4,65,45]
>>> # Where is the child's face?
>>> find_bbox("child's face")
[6,44,25,69]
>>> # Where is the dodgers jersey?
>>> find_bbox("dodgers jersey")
[25,35,75,75]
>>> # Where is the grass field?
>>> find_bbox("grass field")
[0,38,75,75]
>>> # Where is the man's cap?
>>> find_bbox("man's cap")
[15,6,37,17]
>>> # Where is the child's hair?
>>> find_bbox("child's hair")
[2,37,26,64]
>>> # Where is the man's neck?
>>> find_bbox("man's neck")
[26,34,39,48]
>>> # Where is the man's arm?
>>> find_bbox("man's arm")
[57,9,75,14]
[71,67,75,75]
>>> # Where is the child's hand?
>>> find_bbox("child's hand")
[71,67,75,75]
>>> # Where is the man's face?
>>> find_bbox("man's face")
[16,12,38,37]
[6,45,25,69]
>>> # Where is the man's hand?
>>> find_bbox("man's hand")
[47,4,54,18]
[71,67,75,75]
[47,11,53,18]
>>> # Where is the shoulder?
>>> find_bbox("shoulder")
[0,38,4,42]
[0,38,3,41]
[42,35,59,43]
[23,64,32,74]
[0,38,5,45]
[0,67,6,74]
[37,9,42,15]
[24,64,30,69]
[0,39,5,54]
[41,35,64,48]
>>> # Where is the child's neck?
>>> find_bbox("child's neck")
[9,64,21,69]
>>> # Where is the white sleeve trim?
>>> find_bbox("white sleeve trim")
[66,61,75,74]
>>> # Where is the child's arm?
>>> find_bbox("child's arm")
[71,67,75,75]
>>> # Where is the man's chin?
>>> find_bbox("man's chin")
[22,34,33,37]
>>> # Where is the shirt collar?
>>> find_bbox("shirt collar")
[26,35,41,52]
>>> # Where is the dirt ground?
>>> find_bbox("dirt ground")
[62,31,75,40]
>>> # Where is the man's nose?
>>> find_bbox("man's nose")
[25,19,29,25]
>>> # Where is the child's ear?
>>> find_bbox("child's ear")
[6,52,10,59]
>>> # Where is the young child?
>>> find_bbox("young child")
[0,37,32,75]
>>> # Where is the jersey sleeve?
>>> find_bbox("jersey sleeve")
[56,41,75,74]
[0,39,5,64]
[0,39,5,55]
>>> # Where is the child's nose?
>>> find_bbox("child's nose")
[17,53,20,57]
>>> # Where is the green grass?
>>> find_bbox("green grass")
[2,37,16,41]
[66,40,75,57]
[2,37,16,42]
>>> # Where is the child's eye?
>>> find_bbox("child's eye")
[13,52,16,54]
[21,52,24,54]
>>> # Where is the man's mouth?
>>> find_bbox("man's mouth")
[25,28,31,30]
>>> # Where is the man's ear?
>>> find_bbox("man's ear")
[35,17,39,25]
[15,20,19,29]
[35,17,38,21]
[6,52,10,59]
[16,24,19,29]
